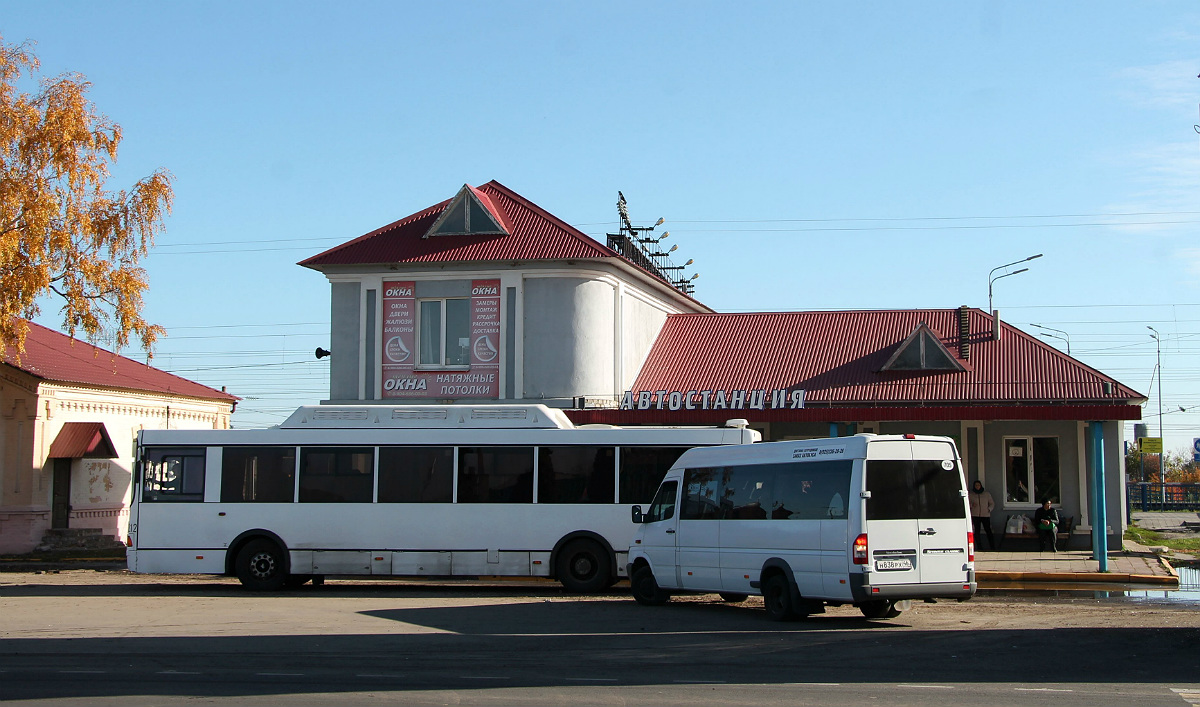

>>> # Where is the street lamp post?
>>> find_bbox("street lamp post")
[1148,326,1164,502]
[1029,323,1071,355]
[988,254,1043,314]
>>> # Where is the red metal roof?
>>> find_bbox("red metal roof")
[47,422,118,459]
[569,404,1143,425]
[2,321,239,403]
[299,180,618,268]
[627,308,1142,406]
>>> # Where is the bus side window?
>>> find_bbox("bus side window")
[221,447,296,503]
[142,448,206,502]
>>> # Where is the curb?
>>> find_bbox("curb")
[0,558,127,573]
[977,570,1179,586]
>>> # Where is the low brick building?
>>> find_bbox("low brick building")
[0,322,237,553]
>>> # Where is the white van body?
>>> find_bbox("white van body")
[626,434,976,620]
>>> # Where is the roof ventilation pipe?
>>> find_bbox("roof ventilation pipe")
[992,309,1001,341]
[958,305,970,360]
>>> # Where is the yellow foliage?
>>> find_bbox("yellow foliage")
[0,35,171,358]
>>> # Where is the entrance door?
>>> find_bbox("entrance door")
[51,458,72,529]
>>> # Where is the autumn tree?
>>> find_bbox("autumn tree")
[0,35,171,356]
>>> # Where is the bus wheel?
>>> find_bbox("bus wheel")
[235,539,287,591]
[762,575,802,621]
[718,592,748,603]
[557,539,611,594]
[859,599,903,619]
[631,566,669,606]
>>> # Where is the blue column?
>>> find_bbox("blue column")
[1089,421,1108,571]
[829,423,839,438]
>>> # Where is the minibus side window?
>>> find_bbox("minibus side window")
[772,460,851,520]
[645,481,678,523]
[681,468,723,520]
[722,466,772,519]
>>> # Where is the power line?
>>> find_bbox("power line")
[570,209,1200,227]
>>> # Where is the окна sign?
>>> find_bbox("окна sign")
[620,389,806,411]
[380,280,501,399]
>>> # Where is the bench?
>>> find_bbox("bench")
[999,514,1074,551]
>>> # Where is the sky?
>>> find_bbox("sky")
[4,3,1199,455]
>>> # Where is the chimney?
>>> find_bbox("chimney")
[992,309,1001,341]
[957,305,970,360]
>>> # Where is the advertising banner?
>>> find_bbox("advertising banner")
[380,280,500,399]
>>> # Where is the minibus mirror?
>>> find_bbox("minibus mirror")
[631,505,644,524]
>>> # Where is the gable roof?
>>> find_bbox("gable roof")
[2,321,239,403]
[629,308,1142,406]
[299,180,617,268]
[47,422,118,459]
[880,323,965,372]
[423,184,512,238]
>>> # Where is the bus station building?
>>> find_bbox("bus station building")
[301,180,1144,550]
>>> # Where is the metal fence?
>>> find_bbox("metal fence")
[1126,482,1200,511]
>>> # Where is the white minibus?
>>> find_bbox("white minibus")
[128,404,759,591]
[626,434,976,620]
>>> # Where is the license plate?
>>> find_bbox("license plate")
[875,558,913,571]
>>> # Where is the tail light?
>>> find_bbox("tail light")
[125,535,133,547]
[853,533,868,564]
[967,531,975,562]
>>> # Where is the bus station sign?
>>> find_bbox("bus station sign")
[1139,437,1162,454]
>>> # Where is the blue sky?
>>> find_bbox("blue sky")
[5,3,1199,454]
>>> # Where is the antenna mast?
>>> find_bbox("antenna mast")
[606,192,698,295]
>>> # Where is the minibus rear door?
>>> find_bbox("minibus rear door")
[908,441,970,585]
[863,444,921,586]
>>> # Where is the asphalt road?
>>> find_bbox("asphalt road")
[1,572,1198,706]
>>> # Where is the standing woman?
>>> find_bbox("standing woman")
[969,480,995,550]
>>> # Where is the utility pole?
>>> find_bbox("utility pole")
[1148,326,1165,504]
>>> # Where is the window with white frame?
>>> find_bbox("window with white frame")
[1003,436,1060,505]
[418,298,470,366]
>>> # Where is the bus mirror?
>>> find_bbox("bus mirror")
[631,505,644,524]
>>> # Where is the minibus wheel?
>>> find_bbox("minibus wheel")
[631,566,669,606]
[762,575,802,621]
[557,539,611,594]
[235,538,287,591]
[859,599,903,619]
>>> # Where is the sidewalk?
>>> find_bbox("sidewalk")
[975,540,1179,588]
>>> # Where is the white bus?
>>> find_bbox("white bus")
[128,404,760,591]
[627,434,975,620]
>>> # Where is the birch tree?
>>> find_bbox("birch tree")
[1,36,171,356]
